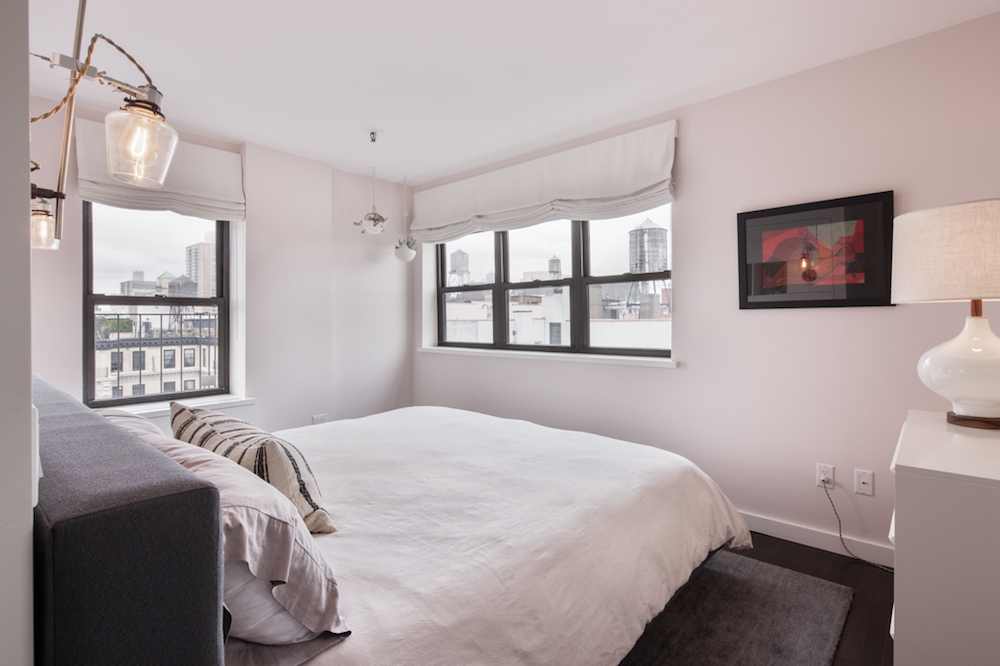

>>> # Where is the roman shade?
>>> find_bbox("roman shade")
[412,119,677,243]
[75,117,246,221]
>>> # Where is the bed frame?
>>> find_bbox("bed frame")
[32,375,225,665]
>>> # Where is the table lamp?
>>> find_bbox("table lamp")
[891,199,1000,428]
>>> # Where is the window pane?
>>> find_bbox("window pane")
[508,220,571,283]
[443,232,494,286]
[588,279,672,350]
[589,204,672,277]
[93,303,220,401]
[507,287,571,347]
[443,290,493,343]
[91,202,217,297]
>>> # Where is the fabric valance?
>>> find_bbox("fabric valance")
[411,119,677,243]
[75,118,246,221]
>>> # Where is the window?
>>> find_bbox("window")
[84,202,229,406]
[437,205,672,356]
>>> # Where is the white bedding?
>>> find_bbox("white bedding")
[275,406,751,666]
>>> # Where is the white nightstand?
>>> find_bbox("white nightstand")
[890,410,1000,665]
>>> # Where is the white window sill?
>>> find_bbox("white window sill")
[418,346,677,368]
[116,394,257,420]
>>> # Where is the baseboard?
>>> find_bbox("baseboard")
[740,511,895,569]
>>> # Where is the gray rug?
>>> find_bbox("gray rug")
[619,550,853,666]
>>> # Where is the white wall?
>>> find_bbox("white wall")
[243,144,412,431]
[0,0,35,662]
[413,13,1000,560]
[29,115,413,433]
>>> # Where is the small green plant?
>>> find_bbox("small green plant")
[395,236,416,250]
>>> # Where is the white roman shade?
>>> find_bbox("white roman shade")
[75,117,246,221]
[412,119,677,243]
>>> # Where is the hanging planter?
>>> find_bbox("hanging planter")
[395,236,416,262]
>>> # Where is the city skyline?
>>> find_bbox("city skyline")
[92,202,216,296]
[445,204,672,283]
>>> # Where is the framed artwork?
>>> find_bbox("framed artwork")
[738,191,894,309]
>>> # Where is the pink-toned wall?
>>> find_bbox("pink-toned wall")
[243,144,412,431]
[413,13,1000,561]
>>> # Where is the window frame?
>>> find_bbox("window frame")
[83,201,231,407]
[436,219,672,358]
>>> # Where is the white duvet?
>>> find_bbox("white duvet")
[275,406,751,666]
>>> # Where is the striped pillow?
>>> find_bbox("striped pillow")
[170,403,336,534]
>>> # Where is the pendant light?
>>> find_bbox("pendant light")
[30,198,59,250]
[356,167,387,234]
[104,92,179,188]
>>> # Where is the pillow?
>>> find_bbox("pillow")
[97,409,350,643]
[169,402,336,534]
[224,560,319,645]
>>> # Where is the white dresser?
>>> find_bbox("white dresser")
[891,410,1000,665]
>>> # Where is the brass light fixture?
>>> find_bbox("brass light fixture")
[29,0,179,249]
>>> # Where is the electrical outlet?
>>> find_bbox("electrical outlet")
[816,463,835,487]
[311,414,328,425]
[855,469,874,496]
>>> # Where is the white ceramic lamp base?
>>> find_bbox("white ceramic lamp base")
[918,316,1000,426]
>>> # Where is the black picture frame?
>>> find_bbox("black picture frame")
[737,191,893,309]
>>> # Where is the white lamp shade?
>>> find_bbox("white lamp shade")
[105,107,179,189]
[891,199,1000,303]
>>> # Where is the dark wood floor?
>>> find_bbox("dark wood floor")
[724,532,894,666]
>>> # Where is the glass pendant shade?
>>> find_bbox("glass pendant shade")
[30,199,59,250]
[105,105,179,188]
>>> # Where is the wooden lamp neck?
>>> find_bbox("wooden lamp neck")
[972,299,983,317]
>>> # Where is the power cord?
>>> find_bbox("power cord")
[821,477,894,573]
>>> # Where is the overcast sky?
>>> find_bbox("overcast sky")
[91,203,214,295]
[447,203,672,283]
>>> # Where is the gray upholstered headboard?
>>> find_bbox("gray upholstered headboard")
[32,375,225,666]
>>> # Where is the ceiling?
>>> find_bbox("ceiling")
[28,0,1000,187]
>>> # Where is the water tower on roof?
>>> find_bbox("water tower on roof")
[629,219,669,274]
[449,248,471,286]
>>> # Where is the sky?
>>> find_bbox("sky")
[91,203,214,295]
[446,203,672,283]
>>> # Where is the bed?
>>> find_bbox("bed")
[35,372,750,666]
[269,405,751,665]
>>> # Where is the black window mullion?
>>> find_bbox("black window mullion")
[494,231,506,347]
[83,203,95,402]
[571,221,587,351]
[436,244,447,345]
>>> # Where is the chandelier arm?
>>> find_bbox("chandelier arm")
[30,33,156,124]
